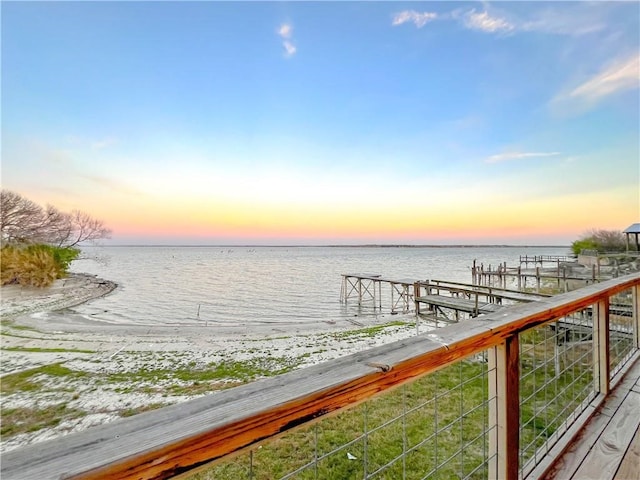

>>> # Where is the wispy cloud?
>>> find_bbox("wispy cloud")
[392,10,438,28]
[460,8,514,34]
[486,151,561,164]
[550,52,640,115]
[278,24,292,39]
[392,6,513,35]
[392,3,612,37]
[568,53,639,101]
[277,23,296,58]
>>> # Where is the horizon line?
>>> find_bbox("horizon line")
[86,244,571,248]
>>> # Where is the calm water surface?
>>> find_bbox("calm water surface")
[70,246,570,327]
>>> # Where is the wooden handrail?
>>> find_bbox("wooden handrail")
[2,272,639,480]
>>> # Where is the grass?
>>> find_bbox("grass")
[0,355,314,441]
[0,363,89,395]
[188,322,609,480]
[1,312,619,477]
[327,320,411,340]
[192,359,491,480]
[105,356,304,386]
[1,403,86,437]
[0,320,40,332]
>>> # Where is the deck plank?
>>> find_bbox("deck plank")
[542,357,640,480]
[572,390,640,479]
[614,425,640,480]
[541,404,610,479]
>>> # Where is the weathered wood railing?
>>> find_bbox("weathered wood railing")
[2,273,639,480]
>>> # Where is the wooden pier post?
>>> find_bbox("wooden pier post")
[503,262,507,289]
[517,267,522,291]
[472,260,477,285]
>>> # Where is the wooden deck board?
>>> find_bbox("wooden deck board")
[543,357,640,480]
[614,425,640,480]
[539,402,608,479]
[572,390,640,479]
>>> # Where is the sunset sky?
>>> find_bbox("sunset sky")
[2,1,639,245]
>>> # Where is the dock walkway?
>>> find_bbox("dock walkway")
[414,294,503,315]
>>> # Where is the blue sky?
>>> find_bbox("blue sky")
[2,1,639,245]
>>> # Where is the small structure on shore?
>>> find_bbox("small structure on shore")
[623,223,640,252]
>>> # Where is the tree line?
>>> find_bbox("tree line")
[1,190,111,287]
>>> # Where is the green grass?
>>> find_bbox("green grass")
[105,356,304,386]
[0,356,313,440]
[1,363,89,395]
[0,321,40,332]
[1,403,86,437]
[1,321,605,478]
[192,360,490,480]
[189,327,604,480]
[327,320,411,340]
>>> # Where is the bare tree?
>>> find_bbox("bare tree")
[1,190,111,247]
[0,190,46,244]
[56,210,112,247]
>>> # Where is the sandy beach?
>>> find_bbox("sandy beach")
[0,273,421,453]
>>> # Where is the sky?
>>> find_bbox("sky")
[2,1,639,246]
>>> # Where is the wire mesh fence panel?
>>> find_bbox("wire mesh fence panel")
[190,356,494,480]
[609,287,636,378]
[518,308,596,477]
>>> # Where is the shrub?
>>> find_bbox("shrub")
[0,245,79,287]
[571,229,627,256]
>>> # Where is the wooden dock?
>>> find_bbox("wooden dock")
[413,278,550,321]
[340,274,417,313]
[340,274,554,320]
[427,278,552,303]
[471,258,601,292]
[519,254,574,268]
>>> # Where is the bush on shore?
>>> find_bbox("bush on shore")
[570,229,630,256]
[1,245,80,287]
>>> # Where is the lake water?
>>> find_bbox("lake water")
[70,245,570,328]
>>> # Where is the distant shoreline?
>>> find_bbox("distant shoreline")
[88,244,571,249]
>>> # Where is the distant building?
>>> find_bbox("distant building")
[623,223,640,251]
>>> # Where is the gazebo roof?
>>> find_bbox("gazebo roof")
[623,223,640,234]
